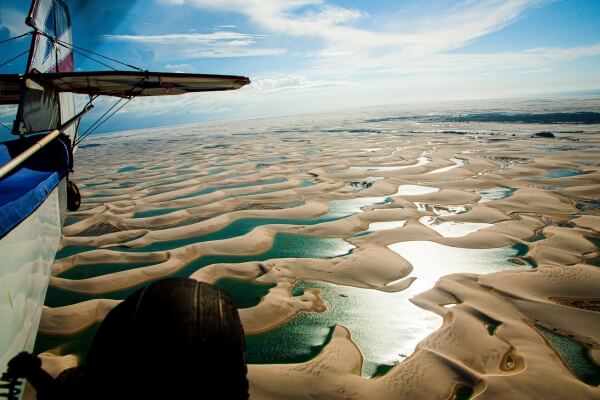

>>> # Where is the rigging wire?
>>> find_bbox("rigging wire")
[54,37,143,72]
[0,31,33,45]
[74,75,148,145]
[75,97,133,146]
[73,95,98,143]
[1,28,144,142]
[0,32,33,69]
[0,123,12,133]
[35,31,119,71]
[77,98,124,141]
[35,29,144,144]
[37,31,143,72]
[0,50,29,68]
[61,44,118,71]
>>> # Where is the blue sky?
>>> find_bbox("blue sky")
[1,0,600,132]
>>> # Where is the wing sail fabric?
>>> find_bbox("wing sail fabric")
[35,71,251,98]
[26,0,74,73]
[14,0,75,134]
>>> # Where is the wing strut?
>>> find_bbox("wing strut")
[0,103,93,179]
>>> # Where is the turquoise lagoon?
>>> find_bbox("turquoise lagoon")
[57,196,391,257]
[39,233,355,358]
[246,241,528,377]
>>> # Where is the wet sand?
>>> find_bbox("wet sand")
[34,107,600,399]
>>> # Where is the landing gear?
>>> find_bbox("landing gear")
[66,180,80,211]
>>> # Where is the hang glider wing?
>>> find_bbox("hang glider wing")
[34,71,250,98]
[0,75,22,105]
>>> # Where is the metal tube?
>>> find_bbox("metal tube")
[0,104,93,180]
[0,129,61,179]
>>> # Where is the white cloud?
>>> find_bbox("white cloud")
[145,1,574,76]
[164,63,195,73]
[106,31,267,46]
[85,73,351,123]
[159,0,543,58]
[155,0,591,87]
[309,44,600,76]
[105,31,285,59]
[0,8,27,36]
[246,75,352,94]
[75,0,600,127]
[177,47,285,58]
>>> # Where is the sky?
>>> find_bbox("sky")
[1,0,600,133]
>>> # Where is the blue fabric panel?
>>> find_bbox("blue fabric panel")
[0,135,71,238]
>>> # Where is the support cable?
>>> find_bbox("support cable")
[37,31,142,72]
[54,38,143,71]
[77,98,123,141]
[0,31,33,45]
[6,29,144,144]
[35,32,118,71]
[61,44,118,71]
[0,123,12,133]
[0,50,29,68]
[74,75,146,145]
[75,97,132,146]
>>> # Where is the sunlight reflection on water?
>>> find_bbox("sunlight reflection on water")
[247,241,526,376]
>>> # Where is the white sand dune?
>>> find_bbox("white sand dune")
[36,113,600,400]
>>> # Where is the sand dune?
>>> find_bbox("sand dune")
[34,113,600,399]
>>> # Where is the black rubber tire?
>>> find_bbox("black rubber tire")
[85,278,249,399]
[66,181,81,211]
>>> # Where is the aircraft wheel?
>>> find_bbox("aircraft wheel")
[66,180,81,211]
